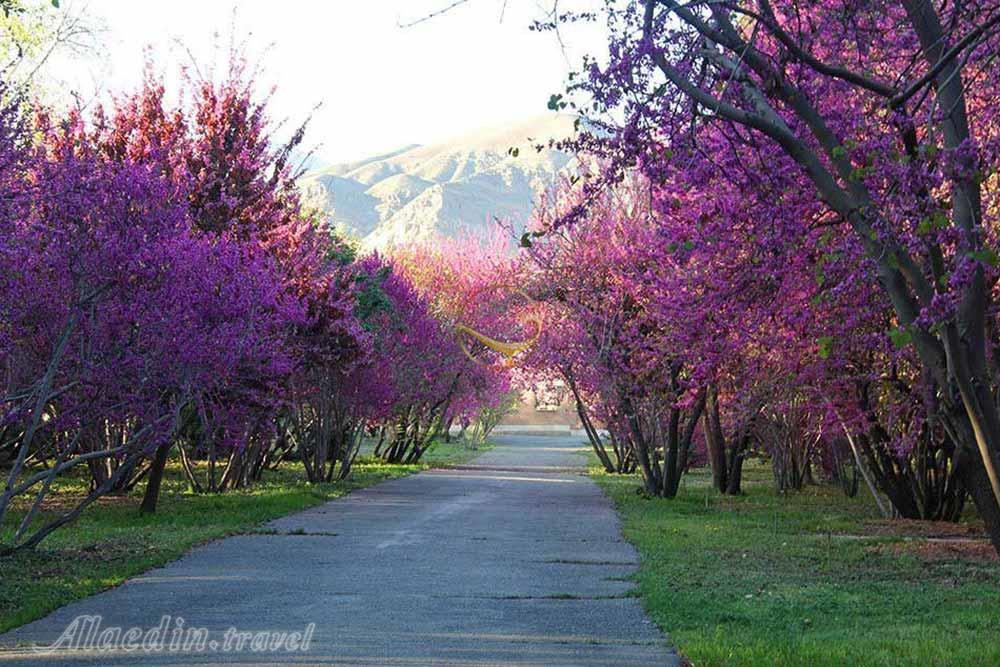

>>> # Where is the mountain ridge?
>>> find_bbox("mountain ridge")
[300,114,577,250]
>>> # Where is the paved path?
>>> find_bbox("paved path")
[0,435,678,666]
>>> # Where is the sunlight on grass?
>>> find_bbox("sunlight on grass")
[592,462,1000,667]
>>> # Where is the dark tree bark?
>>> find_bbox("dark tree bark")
[665,391,706,497]
[705,385,729,492]
[139,441,171,514]
[565,370,615,473]
[954,450,1000,554]
[704,386,752,495]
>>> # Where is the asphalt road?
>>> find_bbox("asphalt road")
[0,434,679,666]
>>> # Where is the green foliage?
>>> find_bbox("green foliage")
[1,0,96,95]
[412,437,495,466]
[592,463,1000,666]
[464,392,519,446]
[0,0,47,62]
[326,239,356,266]
[916,211,950,235]
[353,267,394,330]
[969,248,1000,268]
[888,327,913,349]
[547,93,567,111]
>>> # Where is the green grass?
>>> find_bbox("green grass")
[592,461,1000,667]
[417,436,494,466]
[0,437,490,634]
[355,435,494,466]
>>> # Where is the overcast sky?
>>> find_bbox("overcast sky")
[60,0,606,164]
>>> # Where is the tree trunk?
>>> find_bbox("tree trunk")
[725,440,746,496]
[567,373,614,472]
[664,393,706,497]
[442,415,456,443]
[139,441,172,514]
[705,385,729,492]
[953,449,1000,553]
[662,407,682,497]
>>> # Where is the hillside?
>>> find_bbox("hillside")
[300,115,577,250]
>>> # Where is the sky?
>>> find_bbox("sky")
[59,0,607,165]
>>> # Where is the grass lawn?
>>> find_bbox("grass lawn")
[354,435,494,466]
[0,438,490,634]
[592,461,1000,667]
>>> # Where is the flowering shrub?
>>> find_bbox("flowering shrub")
[0,60,511,550]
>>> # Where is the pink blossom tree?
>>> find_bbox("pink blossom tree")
[548,0,1000,551]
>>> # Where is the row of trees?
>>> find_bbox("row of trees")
[7,0,1000,562]
[0,59,510,553]
[518,0,1000,555]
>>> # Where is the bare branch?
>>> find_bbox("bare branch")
[398,0,473,28]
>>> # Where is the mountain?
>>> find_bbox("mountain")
[299,115,577,251]
[287,147,333,175]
